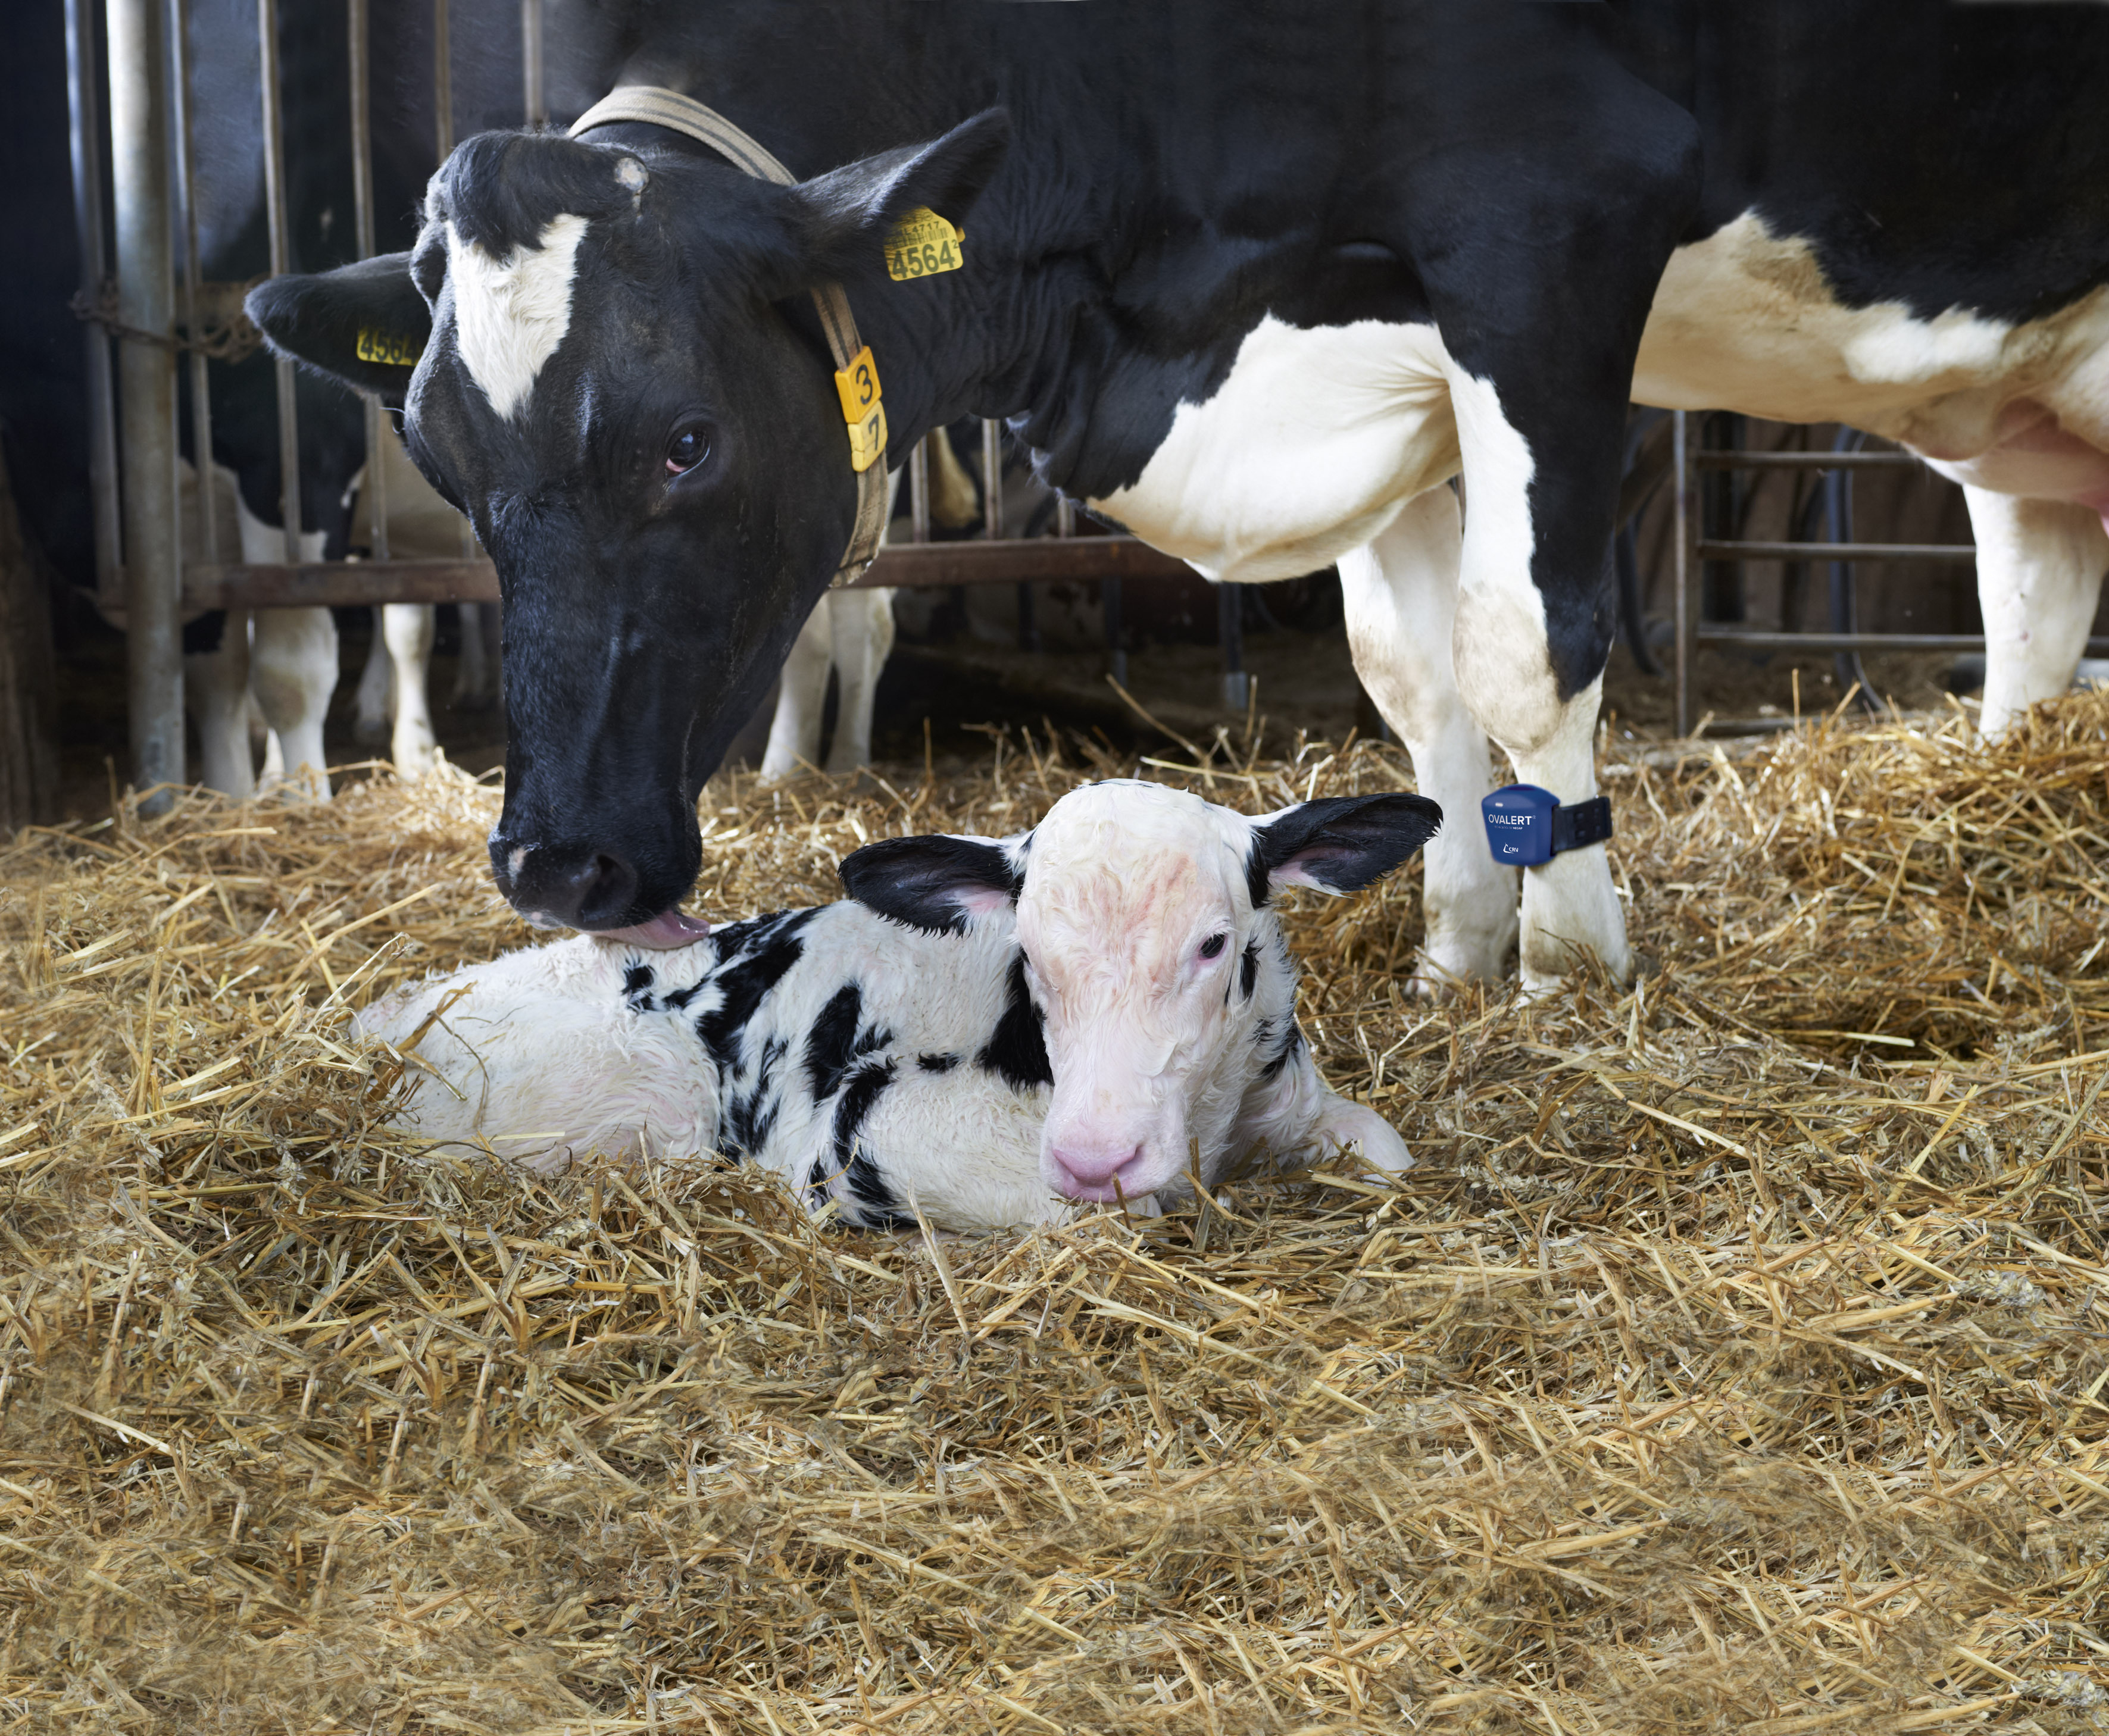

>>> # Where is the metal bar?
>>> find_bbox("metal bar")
[1055,495,1074,538]
[66,0,124,605]
[1102,576,1126,687]
[980,418,1003,539]
[908,436,930,543]
[1217,583,1246,711]
[433,0,452,158]
[190,536,1195,606]
[348,0,388,560]
[107,0,185,802]
[170,0,214,562]
[1673,410,1694,737]
[1694,450,1917,471]
[1694,631,2109,656]
[1696,540,1975,562]
[257,0,301,562]
[521,0,545,126]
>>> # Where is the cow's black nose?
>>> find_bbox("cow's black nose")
[493,836,642,931]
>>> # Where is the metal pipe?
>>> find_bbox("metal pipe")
[170,0,214,562]
[433,0,453,159]
[1672,410,1694,737]
[1217,582,1246,711]
[1055,495,1074,538]
[257,0,302,562]
[521,0,545,126]
[1691,631,2109,655]
[909,436,930,543]
[66,0,124,605]
[348,0,388,559]
[1102,577,1125,687]
[107,0,185,802]
[980,418,1003,539]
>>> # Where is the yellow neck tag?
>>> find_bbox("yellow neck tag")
[883,207,964,281]
[833,344,886,473]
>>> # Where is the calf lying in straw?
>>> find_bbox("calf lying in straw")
[358,781,1439,1228]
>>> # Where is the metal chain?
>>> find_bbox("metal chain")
[69,278,267,364]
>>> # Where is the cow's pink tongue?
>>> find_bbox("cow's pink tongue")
[593,909,712,949]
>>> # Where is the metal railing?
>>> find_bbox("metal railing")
[1669,409,2109,734]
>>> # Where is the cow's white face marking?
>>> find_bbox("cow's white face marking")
[1016,783,1280,1203]
[1092,315,1462,585]
[446,214,590,420]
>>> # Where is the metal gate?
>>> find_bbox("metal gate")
[69,0,1189,803]
[1668,409,2109,736]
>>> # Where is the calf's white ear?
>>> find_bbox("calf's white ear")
[1249,793,1442,904]
[839,832,1024,934]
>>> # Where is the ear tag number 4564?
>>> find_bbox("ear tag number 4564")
[883,207,963,281]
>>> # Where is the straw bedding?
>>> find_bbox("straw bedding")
[2,693,2107,1734]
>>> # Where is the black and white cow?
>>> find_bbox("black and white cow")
[249,2,2109,982]
[358,782,1438,1225]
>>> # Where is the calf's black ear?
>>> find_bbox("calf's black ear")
[840,833,1024,935]
[779,108,1011,288]
[245,252,430,408]
[1248,794,1443,906]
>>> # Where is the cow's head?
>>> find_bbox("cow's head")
[842,783,1442,1206]
[246,113,1009,943]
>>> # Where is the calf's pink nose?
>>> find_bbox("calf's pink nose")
[1051,1143,1146,1197]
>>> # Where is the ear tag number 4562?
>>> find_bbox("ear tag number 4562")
[883,207,963,281]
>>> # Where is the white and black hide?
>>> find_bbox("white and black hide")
[357,781,1441,1231]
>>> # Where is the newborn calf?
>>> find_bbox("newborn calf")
[358,781,1440,1230]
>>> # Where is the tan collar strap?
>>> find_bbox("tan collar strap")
[569,86,888,586]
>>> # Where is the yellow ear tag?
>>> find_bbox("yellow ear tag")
[883,207,964,281]
[355,327,424,367]
[833,344,886,473]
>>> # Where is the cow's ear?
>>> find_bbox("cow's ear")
[1248,794,1443,905]
[839,831,1024,934]
[245,252,431,408]
[779,108,1011,287]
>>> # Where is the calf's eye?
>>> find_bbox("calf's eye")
[1198,933,1227,960]
[665,428,710,476]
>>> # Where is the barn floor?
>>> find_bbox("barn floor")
[5,686,2108,1734]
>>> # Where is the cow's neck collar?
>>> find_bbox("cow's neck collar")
[568,86,889,589]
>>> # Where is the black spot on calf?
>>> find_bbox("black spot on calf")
[693,908,816,1072]
[975,952,1051,1088]
[918,1052,961,1074]
[1240,941,1260,1000]
[804,984,864,1099]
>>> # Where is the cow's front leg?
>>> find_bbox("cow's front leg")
[1447,371,1629,991]
[251,606,340,800]
[758,596,833,782]
[823,587,896,775]
[185,610,256,799]
[1339,486,1517,990]
[382,603,438,778]
[352,608,395,745]
[1964,487,2109,739]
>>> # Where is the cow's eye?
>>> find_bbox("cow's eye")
[1198,933,1228,960]
[665,426,710,476]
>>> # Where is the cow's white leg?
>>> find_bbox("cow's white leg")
[759,595,835,782]
[823,587,896,775]
[251,606,339,800]
[352,609,395,745]
[1966,487,2109,739]
[382,603,439,777]
[183,611,256,799]
[1447,374,1630,993]
[1339,486,1517,991]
